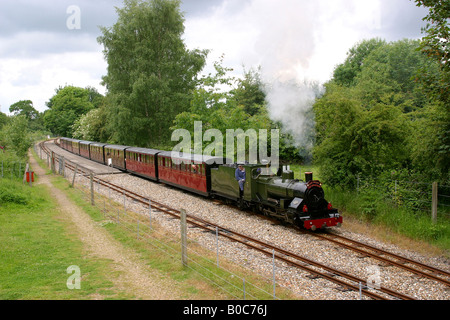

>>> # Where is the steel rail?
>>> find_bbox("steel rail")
[306,231,450,287]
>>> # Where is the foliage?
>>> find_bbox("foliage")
[0,111,8,131]
[0,115,32,159]
[98,0,208,147]
[9,100,39,120]
[314,38,449,188]
[9,100,45,132]
[413,0,450,177]
[171,58,278,162]
[43,86,103,137]
[0,180,28,205]
[71,107,109,142]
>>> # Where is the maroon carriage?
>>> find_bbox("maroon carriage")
[90,143,107,164]
[125,147,161,181]
[79,141,93,159]
[104,145,130,170]
[157,151,225,196]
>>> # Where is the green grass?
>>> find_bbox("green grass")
[0,177,126,299]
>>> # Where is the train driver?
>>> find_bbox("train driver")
[235,164,246,197]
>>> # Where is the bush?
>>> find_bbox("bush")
[0,181,28,205]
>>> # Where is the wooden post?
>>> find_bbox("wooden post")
[72,164,78,187]
[432,182,438,224]
[181,209,187,267]
[90,172,94,206]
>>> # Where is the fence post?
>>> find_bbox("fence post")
[432,182,438,224]
[216,227,219,267]
[273,249,276,299]
[149,199,152,229]
[90,172,94,206]
[243,278,246,300]
[181,209,187,267]
[72,164,78,187]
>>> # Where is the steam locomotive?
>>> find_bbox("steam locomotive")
[59,138,342,230]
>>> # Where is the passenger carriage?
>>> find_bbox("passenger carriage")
[79,141,94,159]
[125,147,161,181]
[89,143,107,164]
[157,151,225,196]
[104,145,130,170]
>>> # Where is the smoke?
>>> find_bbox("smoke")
[185,0,389,154]
[237,0,323,156]
[263,79,323,156]
[251,0,323,154]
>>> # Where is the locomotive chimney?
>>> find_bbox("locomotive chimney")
[305,172,313,182]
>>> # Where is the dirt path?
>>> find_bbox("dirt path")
[30,151,184,300]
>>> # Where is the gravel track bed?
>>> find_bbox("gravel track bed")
[65,165,450,300]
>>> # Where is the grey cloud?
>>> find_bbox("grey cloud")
[0,0,122,36]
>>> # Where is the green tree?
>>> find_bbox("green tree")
[332,38,386,87]
[413,0,450,179]
[9,100,39,120]
[314,39,436,187]
[72,107,108,142]
[172,59,276,161]
[0,115,31,158]
[43,86,100,137]
[98,0,208,147]
[0,111,8,131]
[232,67,266,116]
[9,100,45,132]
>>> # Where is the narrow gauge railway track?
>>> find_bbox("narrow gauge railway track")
[307,231,450,287]
[38,140,418,300]
[44,141,450,285]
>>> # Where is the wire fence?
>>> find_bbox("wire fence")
[356,176,450,222]
[33,142,291,300]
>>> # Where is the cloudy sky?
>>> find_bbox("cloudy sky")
[0,0,428,114]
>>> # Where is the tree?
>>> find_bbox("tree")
[98,0,208,147]
[232,67,266,116]
[72,107,108,142]
[0,111,8,130]
[413,0,450,179]
[332,38,386,87]
[9,100,39,120]
[0,115,31,158]
[9,100,45,131]
[43,86,100,137]
[313,39,444,186]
